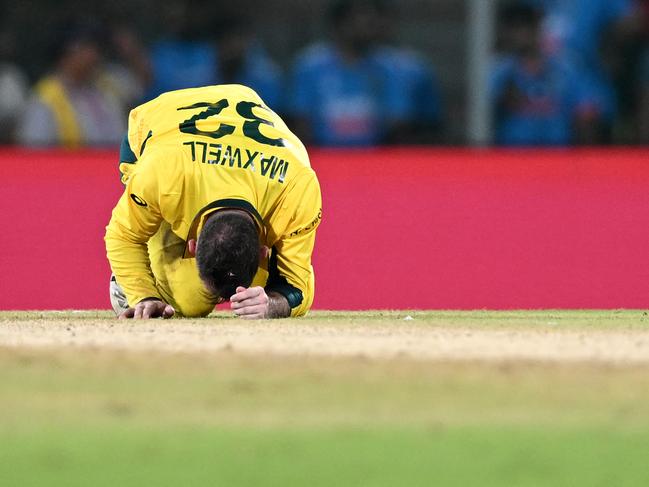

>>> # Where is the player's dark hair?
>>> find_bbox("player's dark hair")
[196,211,259,300]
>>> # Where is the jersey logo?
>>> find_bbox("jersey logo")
[289,209,322,237]
[130,194,148,207]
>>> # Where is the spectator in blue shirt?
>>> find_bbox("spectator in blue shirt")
[638,49,649,142]
[287,0,441,146]
[147,6,282,107]
[212,16,283,111]
[491,3,603,146]
[146,0,216,99]
[374,2,443,144]
[525,0,639,131]
[636,0,649,142]
[526,0,635,69]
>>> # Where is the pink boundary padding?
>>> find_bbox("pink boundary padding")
[1,147,648,310]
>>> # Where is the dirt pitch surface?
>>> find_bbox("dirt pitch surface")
[4,310,649,487]
[2,310,649,364]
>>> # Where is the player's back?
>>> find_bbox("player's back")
[120,83,320,252]
[126,84,310,171]
[109,84,322,318]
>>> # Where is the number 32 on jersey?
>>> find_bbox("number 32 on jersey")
[177,99,286,147]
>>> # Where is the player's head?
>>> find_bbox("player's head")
[195,210,260,300]
[498,3,543,57]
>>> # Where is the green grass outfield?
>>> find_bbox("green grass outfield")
[1,310,649,486]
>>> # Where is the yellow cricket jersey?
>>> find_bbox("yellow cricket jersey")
[105,84,322,317]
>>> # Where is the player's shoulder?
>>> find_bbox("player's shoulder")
[295,166,322,207]
[128,146,195,198]
[289,161,320,192]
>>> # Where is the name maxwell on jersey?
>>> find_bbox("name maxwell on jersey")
[182,140,290,183]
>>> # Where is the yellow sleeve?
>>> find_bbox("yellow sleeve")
[267,171,322,317]
[127,103,154,159]
[118,104,154,185]
[105,155,166,306]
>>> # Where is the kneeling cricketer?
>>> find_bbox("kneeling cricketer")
[105,84,322,319]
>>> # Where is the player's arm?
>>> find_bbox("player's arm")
[230,285,291,319]
[266,172,322,318]
[230,172,321,319]
[105,154,169,312]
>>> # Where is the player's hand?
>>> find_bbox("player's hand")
[230,286,270,319]
[118,299,175,319]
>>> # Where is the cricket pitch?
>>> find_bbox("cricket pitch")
[2,310,649,486]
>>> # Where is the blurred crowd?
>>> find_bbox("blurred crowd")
[493,0,649,145]
[0,0,648,148]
